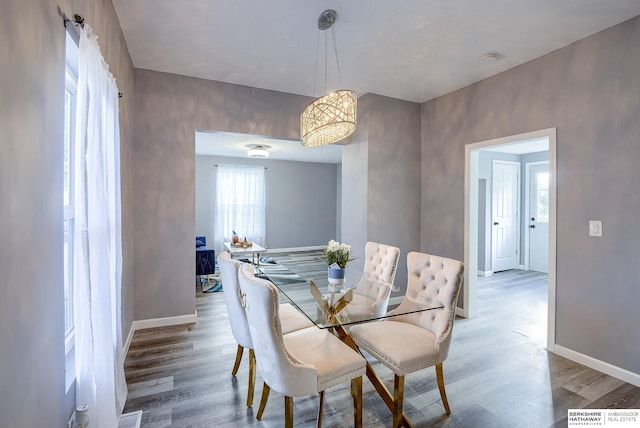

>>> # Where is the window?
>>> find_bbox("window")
[214,165,266,249]
[64,70,76,340]
[70,23,128,419]
[64,29,79,390]
[536,172,549,223]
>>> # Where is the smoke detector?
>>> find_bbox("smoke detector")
[480,51,501,61]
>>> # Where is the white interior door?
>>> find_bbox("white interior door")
[492,161,519,272]
[528,162,549,273]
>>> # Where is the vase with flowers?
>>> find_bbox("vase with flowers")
[324,239,355,293]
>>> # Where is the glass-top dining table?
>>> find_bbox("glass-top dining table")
[257,261,443,428]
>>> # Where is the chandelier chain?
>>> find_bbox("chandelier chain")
[313,30,320,97]
[332,26,342,89]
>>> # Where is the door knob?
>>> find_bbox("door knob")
[530,224,536,228]
[531,217,535,221]
[493,222,499,226]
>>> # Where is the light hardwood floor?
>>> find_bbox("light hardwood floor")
[123,264,640,427]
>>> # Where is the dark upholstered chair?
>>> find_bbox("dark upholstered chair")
[196,236,216,285]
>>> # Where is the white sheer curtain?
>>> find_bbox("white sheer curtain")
[73,24,127,427]
[213,165,266,250]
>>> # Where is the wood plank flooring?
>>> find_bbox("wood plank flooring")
[123,258,640,427]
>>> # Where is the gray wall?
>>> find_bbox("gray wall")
[341,124,369,271]
[1,0,136,426]
[195,155,338,249]
[422,16,640,374]
[342,94,422,292]
[132,69,313,320]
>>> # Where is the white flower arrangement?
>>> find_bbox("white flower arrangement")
[324,239,355,269]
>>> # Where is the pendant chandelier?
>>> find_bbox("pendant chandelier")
[301,9,357,147]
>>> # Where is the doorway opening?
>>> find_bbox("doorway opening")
[464,128,557,351]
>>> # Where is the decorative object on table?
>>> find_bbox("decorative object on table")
[327,263,346,286]
[324,239,354,294]
[324,239,354,268]
[230,236,253,248]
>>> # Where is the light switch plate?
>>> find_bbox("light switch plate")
[589,220,602,237]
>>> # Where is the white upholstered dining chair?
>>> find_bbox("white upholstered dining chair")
[349,252,464,428]
[237,263,366,428]
[343,241,400,322]
[217,252,313,407]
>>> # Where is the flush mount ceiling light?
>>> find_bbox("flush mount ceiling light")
[300,9,357,147]
[247,145,270,158]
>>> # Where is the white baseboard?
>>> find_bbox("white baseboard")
[123,323,136,356]
[124,312,198,355]
[130,312,198,332]
[553,344,640,388]
[518,264,527,270]
[119,410,142,428]
[455,306,468,318]
[478,270,493,277]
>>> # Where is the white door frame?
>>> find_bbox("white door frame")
[464,128,557,351]
[524,161,550,272]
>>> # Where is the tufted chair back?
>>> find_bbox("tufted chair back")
[238,264,318,397]
[217,252,253,349]
[350,242,400,317]
[363,242,401,284]
[389,252,463,361]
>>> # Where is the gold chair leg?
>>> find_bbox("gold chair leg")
[334,325,413,427]
[351,376,363,428]
[256,382,270,420]
[436,363,451,415]
[231,344,244,376]
[393,374,405,428]
[317,390,325,428]
[247,349,256,407]
[285,395,294,428]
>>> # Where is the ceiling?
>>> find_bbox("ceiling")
[113,1,640,162]
[196,131,343,163]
